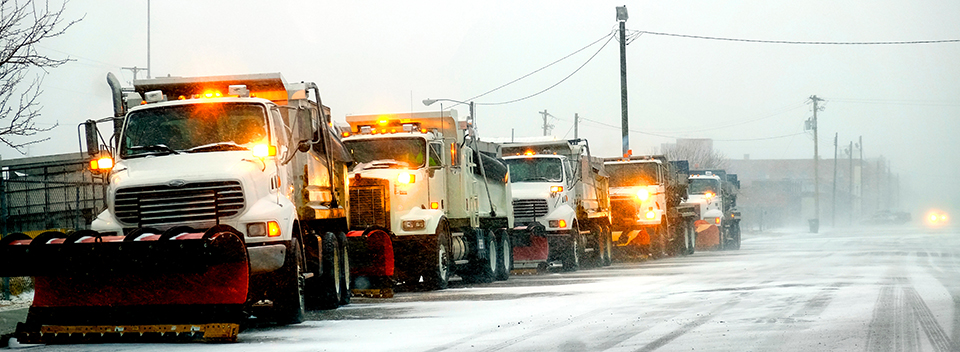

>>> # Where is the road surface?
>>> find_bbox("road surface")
[4,224,958,351]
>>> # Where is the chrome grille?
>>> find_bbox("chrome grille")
[349,186,389,230]
[513,199,548,220]
[114,181,244,226]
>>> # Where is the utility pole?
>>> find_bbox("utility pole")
[832,132,837,227]
[574,113,580,139]
[121,66,148,81]
[147,0,151,78]
[539,110,554,136]
[848,140,853,225]
[617,6,629,157]
[858,135,863,219]
[810,95,823,233]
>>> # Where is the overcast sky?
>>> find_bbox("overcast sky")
[5,0,959,214]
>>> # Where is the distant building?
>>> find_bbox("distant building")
[726,156,896,230]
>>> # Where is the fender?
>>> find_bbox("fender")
[393,207,446,237]
[543,202,577,232]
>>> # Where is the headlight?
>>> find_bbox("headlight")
[550,185,564,193]
[402,219,426,231]
[548,219,567,228]
[645,210,656,219]
[636,188,650,201]
[705,192,715,199]
[397,172,416,184]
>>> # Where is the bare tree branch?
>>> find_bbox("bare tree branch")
[662,139,728,170]
[0,0,80,153]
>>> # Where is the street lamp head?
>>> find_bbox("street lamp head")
[616,6,628,21]
[422,98,437,106]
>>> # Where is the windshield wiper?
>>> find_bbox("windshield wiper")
[184,142,249,153]
[126,144,180,158]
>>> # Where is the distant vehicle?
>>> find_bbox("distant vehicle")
[924,210,949,227]
[864,210,912,225]
[687,170,741,250]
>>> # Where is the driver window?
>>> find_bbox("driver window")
[429,143,443,167]
[271,108,286,148]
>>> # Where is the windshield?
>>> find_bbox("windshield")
[504,157,564,183]
[344,137,427,168]
[605,162,660,187]
[121,102,268,158]
[688,178,721,195]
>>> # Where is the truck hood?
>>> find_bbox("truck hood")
[111,151,265,187]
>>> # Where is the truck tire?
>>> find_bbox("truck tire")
[424,223,452,290]
[462,232,496,284]
[601,226,613,266]
[495,231,511,281]
[729,223,741,250]
[684,223,696,255]
[561,226,581,272]
[587,224,605,268]
[314,232,342,309]
[274,238,306,324]
[337,232,352,306]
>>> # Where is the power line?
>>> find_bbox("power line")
[478,33,616,106]
[632,31,960,45]
[579,116,803,141]
[462,31,615,104]
[828,98,960,107]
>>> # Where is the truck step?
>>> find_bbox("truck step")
[351,288,394,299]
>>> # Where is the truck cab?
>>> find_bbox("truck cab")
[605,158,667,229]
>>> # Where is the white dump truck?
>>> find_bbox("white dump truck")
[340,111,516,293]
[688,169,741,250]
[0,73,352,343]
[500,139,612,271]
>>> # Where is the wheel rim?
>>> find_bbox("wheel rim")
[438,241,449,281]
[332,241,341,297]
[342,246,351,293]
[487,238,497,273]
[501,236,510,271]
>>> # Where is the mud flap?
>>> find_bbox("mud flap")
[0,226,249,344]
[345,227,394,298]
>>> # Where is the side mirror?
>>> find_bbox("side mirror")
[296,107,315,152]
[83,120,100,156]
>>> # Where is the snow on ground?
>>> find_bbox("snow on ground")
[0,291,32,313]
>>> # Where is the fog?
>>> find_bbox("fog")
[3,0,958,218]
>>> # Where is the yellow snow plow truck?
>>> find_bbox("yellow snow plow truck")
[0,73,352,343]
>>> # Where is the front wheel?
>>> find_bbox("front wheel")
[273,238,306,324]
[561,226,581,272]
[423,222,452,290]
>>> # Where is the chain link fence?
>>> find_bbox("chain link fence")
[1,153,106,300]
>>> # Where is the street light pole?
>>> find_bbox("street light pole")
[617,6,629,157]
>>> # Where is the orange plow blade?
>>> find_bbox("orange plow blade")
[0,226,249,344]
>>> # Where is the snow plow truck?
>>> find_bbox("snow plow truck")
[340,110,517,296]
[500,139,613,271]
[688,169,742,250]
[0,73,352,343]
[603,155,700,259]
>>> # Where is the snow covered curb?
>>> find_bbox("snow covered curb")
[0,290,33,312]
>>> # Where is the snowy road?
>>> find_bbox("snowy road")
[6,224,960,351]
